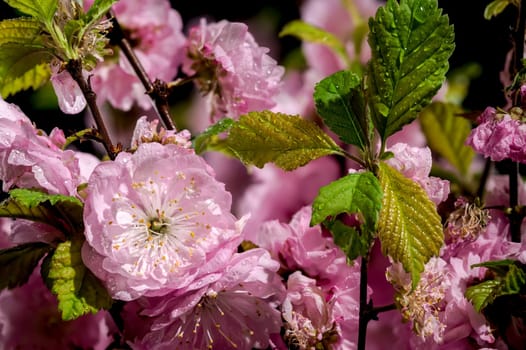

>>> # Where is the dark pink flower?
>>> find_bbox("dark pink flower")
[237,157,340,241]
[183,19,284,120]
[466,106,526,163]
[123,248,284,349]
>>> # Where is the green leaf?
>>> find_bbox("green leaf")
[0,43,52,97]
[419,102,475,175]
[465,279,501,312]
[484,0,517,20]
[314,70,369,149]
[466,260,526,312]
[193,118,235,154]
[0,189,83,235]
[41,238,112,321]
[84,0,117,26]
[0,242,52,290]
[377,162,443,287]
[324,220,371,261]
[311,171,382,233]
[279,20,348,64]
[226,111,345,171]
[4,0,58,24]
[0,17,44,46]
[367,0,455,140]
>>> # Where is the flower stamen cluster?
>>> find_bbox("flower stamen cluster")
[387,259,449,343]
[445,198,491,244]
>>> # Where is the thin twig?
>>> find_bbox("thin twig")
[357,254,370,350]
[107,11,176,131]
[66,59,118,159]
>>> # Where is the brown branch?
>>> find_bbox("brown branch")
[107,11,176,131]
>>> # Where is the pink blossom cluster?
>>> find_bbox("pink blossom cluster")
[466,106,526,163]
[183,19,285,120]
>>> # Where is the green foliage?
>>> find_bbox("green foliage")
[367,0,455,141]
[314,70,370,150]
[484,0,519,20]
[311,172,382,231]
[41,238,113,321]
[0,242,53,290]
[4,0,57,24]
[466,260,526,312]
[311,171,382,261]
[225,111,345,171]
[419,102,475,175]
[279,20,348,65]
[84,0,117,27]
[0,17,43,45]
[0,43,52,97]
[193,118,235,154]
[324,219,372,261]
[0,189,84,236]
[377,162,443,287]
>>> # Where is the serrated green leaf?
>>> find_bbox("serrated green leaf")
[279,20,348,64]
[314,70,369,149]
[0,189,83,236]
[484,0,517,20]
[4,0,57,24]
[0,43,52,97]
[193,118,235,154]
[377,162,443,287]
[311,172,382,233]
[465,279,501,312]
[226,111,345,171]
[324,220,371,261]
[0,17,44,46]
[0,242,52,290]
[41,238,112,321]
[419,102,475,175]
[367,0,455,141]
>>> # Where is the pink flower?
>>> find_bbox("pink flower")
[0,218,12,249]
[255,206,351,288]
[386,258,450,343]
[123,248,284,349]
[301,0,380,75]
[466,106,526,163]
[183,19,284,120]
[89,0,186,111]
[82,142,246,300]
[282,271,338,349]
[386,143,450,205]
[0,98,86,196]
[50,60,87,114]
[237,156,340,240]
[0,267,115,349]
[130,116,192,150]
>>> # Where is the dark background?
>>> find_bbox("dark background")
[0,0,517,131]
